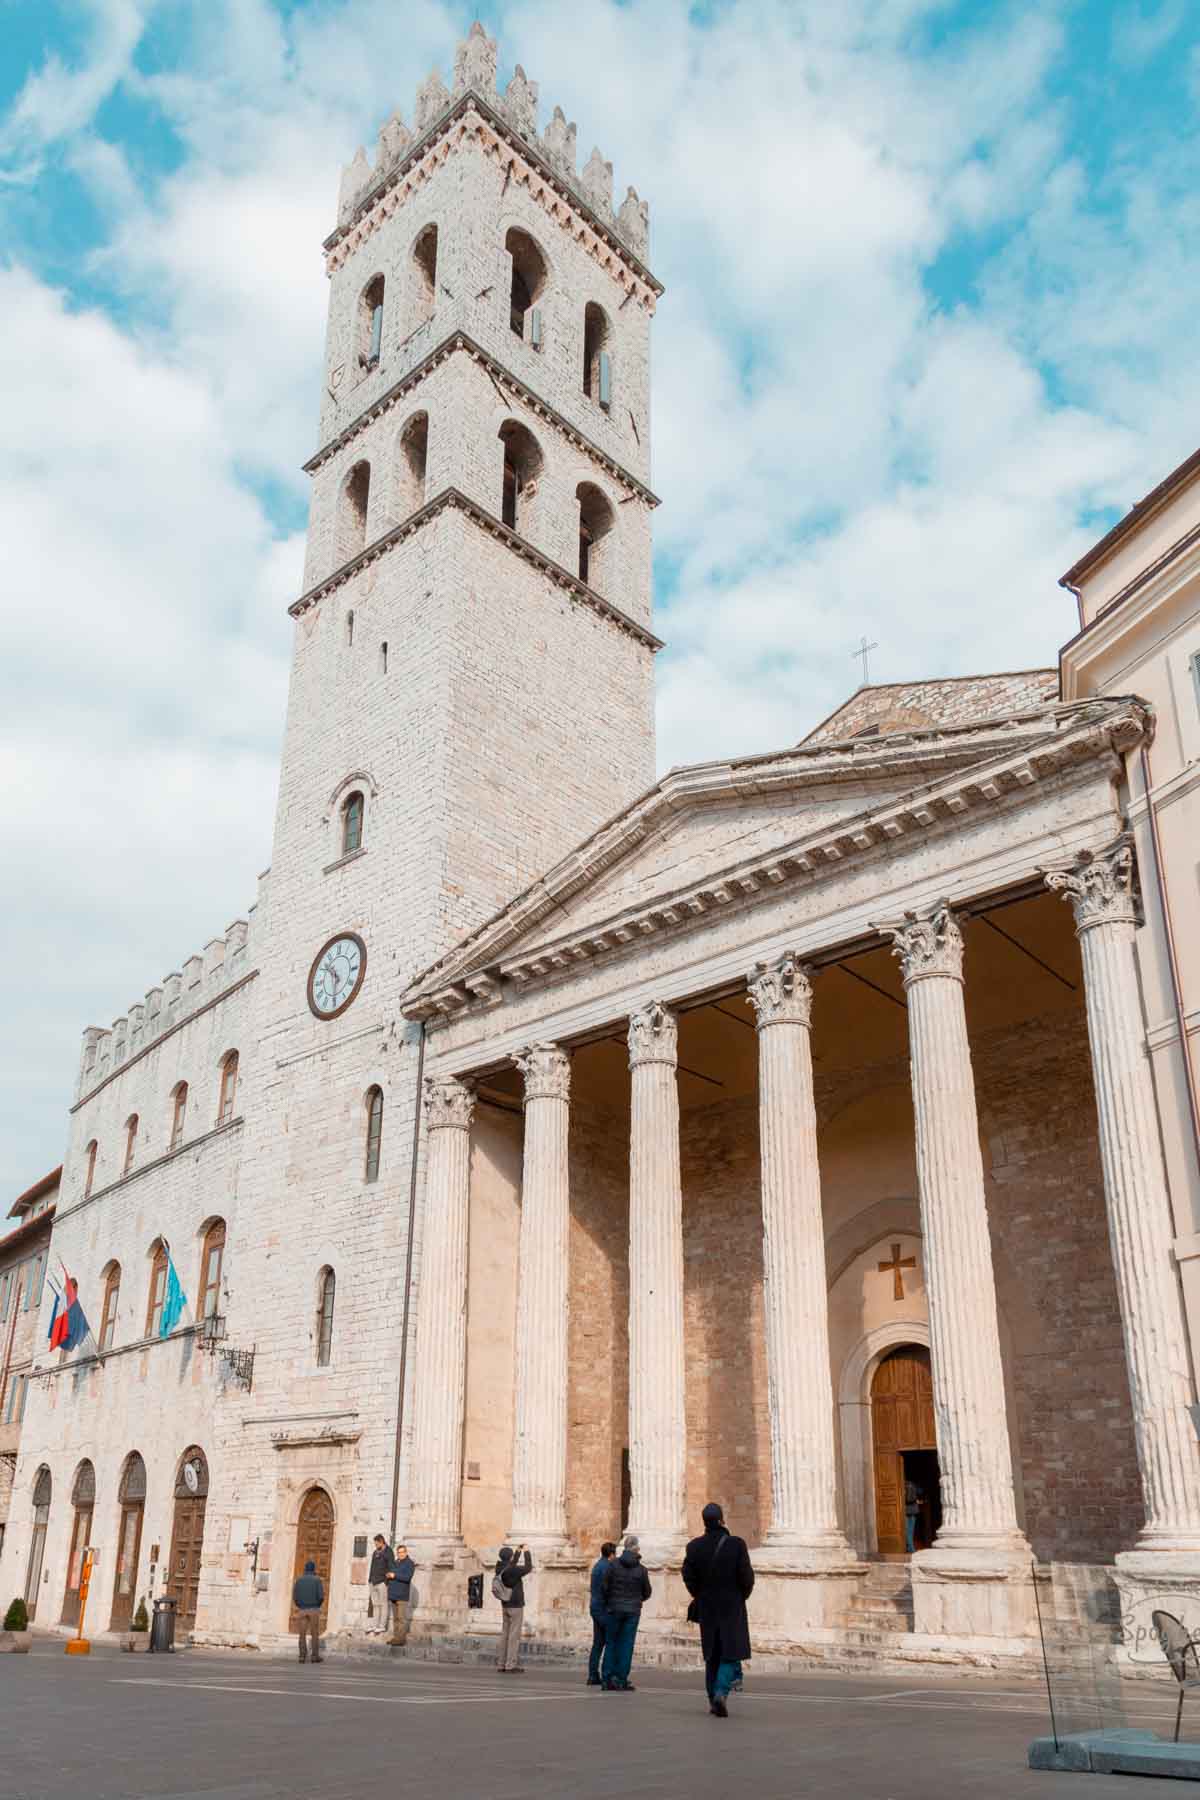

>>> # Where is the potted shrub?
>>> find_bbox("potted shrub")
[0,1597,32,1653]
[122,1597,150,1653]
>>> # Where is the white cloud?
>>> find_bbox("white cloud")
[0,0,151,174]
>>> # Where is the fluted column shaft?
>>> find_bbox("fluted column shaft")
[887,906,1026,1553]
[509,1043,571,1550]
[749,955,856,1561]
[407,1076,474,1551]
[627,1001,688,1562]
[1047,838,1200,1550]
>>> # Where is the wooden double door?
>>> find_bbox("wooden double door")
[290,1488,334,1632]
[872,1345,941,1556]
[166,1450,209,1634]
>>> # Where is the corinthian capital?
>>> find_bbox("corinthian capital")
[883,902,964,985]
[747,953,814,1029]
[627,999,677,1069]
[1044,834,1140,933]
[514,1041,570,1103]
[423,1075,475,1132]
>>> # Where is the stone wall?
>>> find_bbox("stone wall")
[803,671,1058,745]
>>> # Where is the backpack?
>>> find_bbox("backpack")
[491,1568,507,1602]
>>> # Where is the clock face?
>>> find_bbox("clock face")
[308,932,367,1020]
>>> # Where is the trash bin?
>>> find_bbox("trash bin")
[149,1596,177,1654]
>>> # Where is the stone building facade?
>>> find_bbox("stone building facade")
[2,22,1199,1670]
[0,1168,57,1563]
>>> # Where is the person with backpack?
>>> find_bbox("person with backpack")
[493,1544,533,1672]
[600,1534,652,1690]
[682,1502,755,1717]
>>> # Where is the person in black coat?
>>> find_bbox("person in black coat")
[681,1502,754,1717]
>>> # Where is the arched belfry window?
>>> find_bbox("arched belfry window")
[359,274,385,370]
[84,1140,98,1198]
[396,412,428,518]
[413,225,438,324]
[505,228,547,345]
[316,1268,336,1367]
[218,1050,239,1124]
[364,1086,384,1183]
[342,790,364,856]
[577,482,615,589]
[338,461,371,565]
[583,302,611,408]
[499,421,543,534]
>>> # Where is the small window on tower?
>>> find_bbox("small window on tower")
[498,420,543,534]
[364,1086,384,1183]
[339,462,370,563]
[577,482,615,590]
[413,225,438,324]
[380,642,388,675]
[342,791,364,856]
[359,274,385,370]
[583,302,610,402]
[505,228,547,343]
[396,411,428,518]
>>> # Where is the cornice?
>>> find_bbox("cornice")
[304,331,659,507]
[324,93,662,304]
[401,701,1147,1024]
[287,485,663,651]
[72,970,259,1112]
[1060,531,1200,696]
[55,1117,244,1226]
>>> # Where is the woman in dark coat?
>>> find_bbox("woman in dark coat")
[681,1502,755,1717]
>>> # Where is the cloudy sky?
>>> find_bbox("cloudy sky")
[2,0,1199,1192]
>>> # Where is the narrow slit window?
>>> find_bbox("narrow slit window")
[380,642,388,675]
[123,1115,138,1176]
[170,1083,188,1151]
[217,1051,239,1124]
[316,1268,336,1367]
[84,1140,98,1198]
[365,1086,384,1182]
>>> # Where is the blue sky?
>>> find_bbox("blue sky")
[2,0,1200,1191]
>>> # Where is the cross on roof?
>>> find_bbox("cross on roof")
[851,636,879,686]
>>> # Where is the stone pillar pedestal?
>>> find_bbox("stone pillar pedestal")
[509,1042,572,1555]
[885,904,1033,1641]
[405,1075,474,1563]
[626,1001,688,1565]
[1047,839,1200,1607]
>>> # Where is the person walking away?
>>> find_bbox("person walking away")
[587,1541,617,1686]
[494,1545,533,1672]
[904,1479,922,1554]
[292,1559,325,1665]
[600,1534,651,1690]
[387,1544,416,1645]
[681,1502,754,1717]
[367,1534,394,1635]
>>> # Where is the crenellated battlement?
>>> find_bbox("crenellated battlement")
[335,20,650,263]
[78,914,254,1097]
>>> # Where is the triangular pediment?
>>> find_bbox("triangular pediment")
[403,699,1142,1017]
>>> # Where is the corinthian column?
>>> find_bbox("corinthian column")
[1046,837,1200,1554]
[509,1042,571,1552]
[885,905,1027,1558]
[748,954,857,1566]
[406,1075,475,1556]
[627,1000,687,1563]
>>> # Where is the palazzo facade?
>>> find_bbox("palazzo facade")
[3,22,1200,1668]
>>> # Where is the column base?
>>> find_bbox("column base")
[911,1541,1036,1641]
[504,1529,573,1559]
[633,1532,688,1567]
[402,1532,467,1568]
[754,1532,864,1577]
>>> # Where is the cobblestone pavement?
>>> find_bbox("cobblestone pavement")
[5,1639,1166,1799]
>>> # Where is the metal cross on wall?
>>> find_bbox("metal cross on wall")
[879,1241,917,1301]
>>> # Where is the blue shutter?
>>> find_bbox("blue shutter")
[530,306,543,351]
[598,351,611,409]
[369,303,383,365]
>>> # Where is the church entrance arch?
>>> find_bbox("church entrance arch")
[871,1346,941,1556]
[290,1487,334,1632]
[61,1459,95,1626]
[24,1466,51,1618]
[166,1447,209,1634]
[110,1452,147,1631]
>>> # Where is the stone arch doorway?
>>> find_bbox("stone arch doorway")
[290,1487,334,1632]
[61,1459,95,1626]
[871,1345,941,1556]
[24,1466,51,1618]
[110,1451,147,1631]
[166,1447,209,1635]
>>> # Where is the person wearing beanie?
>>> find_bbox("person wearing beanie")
[681,1502,755,1717]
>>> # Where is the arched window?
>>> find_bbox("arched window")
[364,1086,384,1183]
[396,411,428,517]
[24,1466,51,1617]
[62,1460,95,1626]
[413,224,438,323]
[576,482,615,589]
[217,1050,239,1124]
[123,1114,139,1175]
[338,461,371,564]
[170,1082,188,1151]
[359,273,385,370]
[341,791,364,856]
[498,421,544,534]
[99,1262,121,1352]
[583,302,611,407]
[198,1220,225,1321]
[316,1268,336,1367]
[112,1451,147,1630]
[145,1241,169,1337]
[505,228,547,344]
[84,1140,98,1198]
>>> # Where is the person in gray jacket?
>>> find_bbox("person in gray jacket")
[495,1545,533,1672]
[292,1560,324,1664]
[600,1535,652,1690]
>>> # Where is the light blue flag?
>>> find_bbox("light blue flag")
[160,1253,187,1338]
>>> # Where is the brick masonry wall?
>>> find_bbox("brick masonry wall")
[804,671,1058,745]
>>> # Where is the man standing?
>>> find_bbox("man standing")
[292,1559,325,1665]
[495,1544,533,1673]
[587,1541,617,1686]
[367,1534,393,1634]
[681,1502,754,1718]
[600,1534,651,1691]
[387,1543,416,1645]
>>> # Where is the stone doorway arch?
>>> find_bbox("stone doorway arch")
[838,1320,931,1556]
[290,1487,335,1633]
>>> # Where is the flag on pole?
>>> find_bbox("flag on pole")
[160,1248,187,1338]
[48,1275,90,1352]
